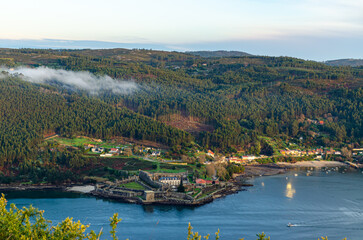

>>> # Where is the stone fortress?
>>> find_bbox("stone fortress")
[91,170,236,206]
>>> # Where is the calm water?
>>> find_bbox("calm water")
[4,169,363,240]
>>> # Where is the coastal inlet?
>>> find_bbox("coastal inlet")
[4,169,363,240]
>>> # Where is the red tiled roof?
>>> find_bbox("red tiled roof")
[196,179,206,184]
[196,179,219,184]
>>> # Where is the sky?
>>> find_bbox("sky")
[0,0,362,60]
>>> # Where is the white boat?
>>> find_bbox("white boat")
[287,223,296,227]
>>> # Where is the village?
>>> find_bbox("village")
[83,142,363,165]
[86,143,362,205]
[42,135,363,205]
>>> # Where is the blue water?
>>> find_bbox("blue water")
[4,169,363,240]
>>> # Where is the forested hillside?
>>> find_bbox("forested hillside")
[0,48,362,165]
[0,74,192,166]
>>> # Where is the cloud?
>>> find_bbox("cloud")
[4,66,138,95]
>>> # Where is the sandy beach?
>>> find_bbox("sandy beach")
[276,160,347,168]
[66,185,95,193]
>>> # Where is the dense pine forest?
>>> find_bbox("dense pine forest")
[0,48,362,181]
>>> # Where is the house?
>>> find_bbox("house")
[242,155,256,161]
[196,178,219,186]
[91,147,104,153]
[151,151,161,156]
[109,148,119,154]
[196,179,207,185]
[228,157,247,164]
[100,153,113,157]
[325,149,335,155]
[207,150,215,158]
[307,151,314,155]
[315,148,324,155]
[352,148,363,155]
[159,177,180,186]
[84,144,95,149]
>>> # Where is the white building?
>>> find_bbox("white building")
[159,177,181,186]
[151,151,161,156]
[91,147,104,153]
[100,153,113,157]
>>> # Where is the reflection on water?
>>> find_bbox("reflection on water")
[142,204,196,213]
[143,205,155,213]
[285,182,296,199]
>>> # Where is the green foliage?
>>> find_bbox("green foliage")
[227,164,245,176]
[256,232,270,240]
[0,76,192,166]
[187,222,211,240]
[0,49,362,183]
[177,179,185,192]
[120,181,146,190]
[109,213,122,240]
[0,194,100,239]
[0,194,128,240]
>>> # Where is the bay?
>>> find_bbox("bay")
[4,169,363,240]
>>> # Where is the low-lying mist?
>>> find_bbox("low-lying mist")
[2,66,138,95]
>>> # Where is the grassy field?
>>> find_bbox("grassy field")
[197,189,218,200]
[192,188,201,198]
[120,181,146,190]
[47,136,128,149]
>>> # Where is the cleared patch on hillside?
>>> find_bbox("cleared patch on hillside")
[158,113,214,133]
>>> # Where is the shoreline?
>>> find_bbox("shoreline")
[0,185,66,192]
[90,184,243,207]
[0,161,357,206]
[276,160,348,168]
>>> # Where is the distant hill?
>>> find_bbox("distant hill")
[0,48,362,159]
[324,59,363,67]
[186,50,252,58]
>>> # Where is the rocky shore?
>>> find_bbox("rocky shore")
[0,181,244,207]
[0,184,65,192]
[243,164,287,177]
[89,181,243,207]
[0,161,357,207]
